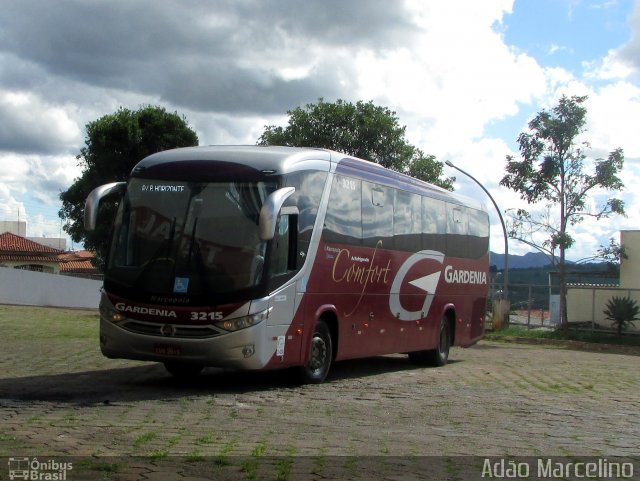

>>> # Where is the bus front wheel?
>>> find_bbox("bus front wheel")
[297,320,332,384]
[409,317,450,367]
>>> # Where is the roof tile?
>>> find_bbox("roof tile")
[0,232,62,254]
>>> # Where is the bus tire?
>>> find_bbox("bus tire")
[297,319,332,384]
[164,362,204,379]
[409,317,450,367]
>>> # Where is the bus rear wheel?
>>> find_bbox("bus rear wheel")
[408,317,450,367]
[297,320,332,384]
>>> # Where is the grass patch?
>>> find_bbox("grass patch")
[0,305,98,341]
[75,459,122,473]
[251,441,267,457]
[149,449,168,460]
[240,458,259,481]
[209,439,238,468]
[486,326,640,347]
[186,449,205,462]
[196,433,217,445]
[275,458,293,481]
[133,431,158,448]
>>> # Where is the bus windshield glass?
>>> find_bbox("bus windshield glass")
[106,178,279,298]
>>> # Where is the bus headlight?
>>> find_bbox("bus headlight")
[99,296,124,323]
[216,307,272,332]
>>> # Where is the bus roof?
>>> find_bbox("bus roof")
[132,145,486,212]
[133,145,331,173]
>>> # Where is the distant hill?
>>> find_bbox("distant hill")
[490,251,556,270]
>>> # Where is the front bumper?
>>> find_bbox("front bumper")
[99,316,270,369]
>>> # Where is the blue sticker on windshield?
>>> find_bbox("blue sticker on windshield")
[173,277,189,293]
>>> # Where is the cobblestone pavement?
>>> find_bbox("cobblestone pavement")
[1,332,639,479]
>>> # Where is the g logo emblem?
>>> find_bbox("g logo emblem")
[389,250,444,321]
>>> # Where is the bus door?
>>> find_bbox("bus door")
[266,206,304,366]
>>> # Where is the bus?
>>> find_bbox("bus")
[85,145,489,383]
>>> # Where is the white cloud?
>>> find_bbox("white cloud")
[584,82,640,157]
[0,0,637,262]
[354,1,550,154]
[0,153,81,202]
[0,183,25,222]
[609,0,640,75]
[0,89,81,154]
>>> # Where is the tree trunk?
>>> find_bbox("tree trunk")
[559,168,568,332]
[559,247,568,332]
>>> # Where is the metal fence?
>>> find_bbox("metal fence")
[489,282,558,328]
[487,281,640,334]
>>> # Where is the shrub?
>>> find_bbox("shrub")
[603,296,640,336]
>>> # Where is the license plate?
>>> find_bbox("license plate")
[154,344,182,356]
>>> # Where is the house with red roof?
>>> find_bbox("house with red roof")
[0,232,63,273]
[0,231,100,277]
[58,250,101,278]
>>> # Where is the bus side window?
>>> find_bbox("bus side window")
[267,212,299,292]
[270,213,299,278]
[362,182,393,248]
[468,208,490,258]
[394,190,421,251]
[447,203,469,258]
[422,196,446,253]
[285,171,328,258]
[323,175,362,245]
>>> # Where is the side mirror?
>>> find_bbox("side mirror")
[84,182,126,231]
[259,187,296,240]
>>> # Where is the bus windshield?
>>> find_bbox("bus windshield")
[106,178,279,299]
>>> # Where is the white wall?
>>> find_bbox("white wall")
[0,220,26,236]
[26,236,66,250]
[0,267,102,309]
[620,230,640,289]
[567,230,640,330]
[567,286,640,331]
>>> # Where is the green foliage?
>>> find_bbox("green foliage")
[59,105,198,269]
[258,98,454,190]
[500,95,625,256]
[596,238,628,265]
[406,150,452,189]
[486,325,640,347]
[499,95,625,327]
[603,296,640,336]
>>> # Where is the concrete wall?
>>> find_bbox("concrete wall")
[0,266,102,309]
[567,286,640,330]
[26,236,67,250]
[620,230,640,289]
[566,230,640,331]
[0,220,26,236]
[0,260,60,274]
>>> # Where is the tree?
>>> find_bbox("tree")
[500,95,625,329]
[258,98,454,190]
[59,105,199,269]
[575,237,627,268]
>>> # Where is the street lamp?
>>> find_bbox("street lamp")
[445,160,510,326]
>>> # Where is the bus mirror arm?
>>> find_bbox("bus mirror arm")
[84,182,126,231]
[259,187,296,240]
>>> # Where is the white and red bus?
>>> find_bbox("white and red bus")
[85,146,489,383]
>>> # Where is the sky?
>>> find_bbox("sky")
[1,0,639,260]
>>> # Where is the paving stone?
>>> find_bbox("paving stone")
[1,338,639,477]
